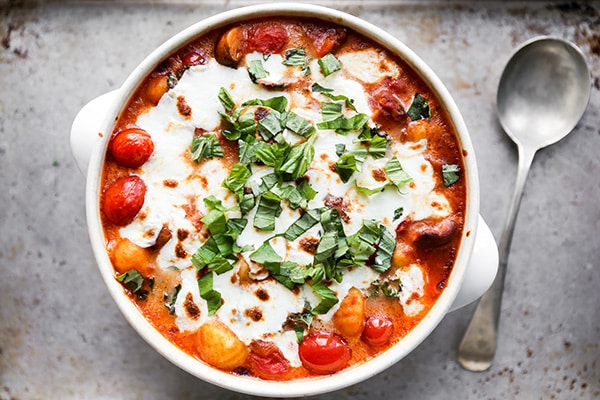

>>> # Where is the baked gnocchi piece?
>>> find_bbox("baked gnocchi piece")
[333,287,366,337]
[195,319,248,370]
[111,238,153,276]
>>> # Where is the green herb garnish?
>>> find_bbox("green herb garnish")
[318,53,342,76]
[198,272,222,316]
[248,59,269,83]
[407,93,431,120]
[442,163,460,187]
[116,270,144,293]
[190,134,223,162]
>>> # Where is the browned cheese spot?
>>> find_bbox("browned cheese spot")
[255,288,270,301]
[183,292,201,320]
[245,307,263,322]
[177,95,192,118]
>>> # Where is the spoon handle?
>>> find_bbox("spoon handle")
[457,143,537,371]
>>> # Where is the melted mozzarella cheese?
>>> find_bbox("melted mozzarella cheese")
[121,48,453,358]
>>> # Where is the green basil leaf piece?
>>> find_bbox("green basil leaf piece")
[311,82,334,93]
[321,92,357,112]
[165,284,181,314]
[282,48,310,74]
[278,134,317,181]
[442,163,460,187]
[311,281,339,314]
[116,270,144,293]
[218,87,235,112]
[393,207,404,221]
[283,208,322,241]
[253,191,282,231]
[335,143,346,157]
[385,157,413,189]
[190,134,223,162]
[372,224,396,272]
[243,96,288,113]
[334,152,358,183]
[284,111,316,137]
[248,59,269,83]
[257,110,284,141]
[250,240,283,265]
[368,134,388,159]
[321,102,343,122]
[198,272,222,316]
[407,93,431,120]
[318,53,342,76]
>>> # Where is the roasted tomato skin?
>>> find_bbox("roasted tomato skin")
[249,340,291,380]
[247,24,288,54]
[362,316,394,347]
[182,51,206,66]
[298,331,352,374]
[102,175,147,226]
[109,128,154,169]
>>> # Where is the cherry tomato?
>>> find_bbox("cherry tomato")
[182,51,206,66]
[362,315,393,347]
[102,175,147,226]
[109,128,154,169]
[298,331,351,374]
[249,340,290,379]
[247,24,288,54]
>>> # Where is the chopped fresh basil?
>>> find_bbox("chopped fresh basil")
[355,183,386,196]
[369,279,402,298]
[283,208,321,241]
[250,240,283,266]
[317,113,369,133]
[116,270,144,293]
[335,143,346,157]
[282,48,310,74]
[284,111,316,137]
[407,93,431,120]
[334,152,359,183]
[347,219,380,265]
[238,136,261,165]
[321,102,343,122]
[191,236,234,274]
[310,280,339,314]
[257,110,284,140]
[321,92,357,112]
[385,157,413,189]
[276,179,315,210]
[190,134,223,162]
[218,87,235,112]
[287,302,313,343]
[165,284,181,314]
[372,224,395,272]
[318,53,342,76]
[265,261,307,289]
[250,172,280,196]
[368,134,388,159]
[393,207,404,221]
[248,59,269,83]
[253,191,282,231]
[278,134,317,181]
[222,163,252,208]
[243,96,288,113]
[198,272,222,316]
[442,163,460,187]
[311,82,334,93]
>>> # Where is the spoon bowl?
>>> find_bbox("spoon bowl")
[497,37,591,149]
[457,37,590,372]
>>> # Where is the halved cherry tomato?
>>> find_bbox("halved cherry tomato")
[109,128,154,169]
[182,51,206,67]
[362,315,393,347]
[247,24,288,54]
[102,175,147,226]
[249,340,290,379]
[298,331,351,374]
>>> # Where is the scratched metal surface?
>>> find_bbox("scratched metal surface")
[0,1,598,399]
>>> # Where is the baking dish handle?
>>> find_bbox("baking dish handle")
[70,90,120,177]
[450,216,498,312]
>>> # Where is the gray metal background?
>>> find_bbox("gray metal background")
[1,1,598,399]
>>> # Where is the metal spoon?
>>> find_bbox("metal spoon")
[457,37,591,371]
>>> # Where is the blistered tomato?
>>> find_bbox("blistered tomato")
[247,24,288,54]
[362,315,394,347]
[249,340,290,379]
[109,128,154,169]
[298,331,351,374]
[102,175,146,226]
